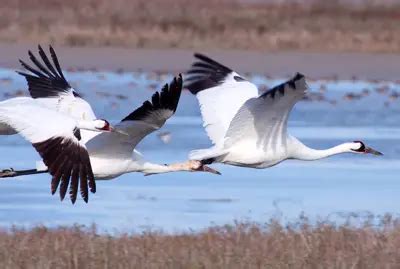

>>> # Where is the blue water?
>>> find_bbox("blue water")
[0,68,399,233]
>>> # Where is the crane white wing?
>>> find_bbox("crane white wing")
[18,45,96,121]
[224,73,307,150]
[184,53,259,145]
[86,75,182,159]
[0,97,96,203]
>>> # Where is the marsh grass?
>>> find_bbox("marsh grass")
[0,0,399,52]
[1,215,400,268]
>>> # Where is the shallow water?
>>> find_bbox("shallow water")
[0,68,399,233]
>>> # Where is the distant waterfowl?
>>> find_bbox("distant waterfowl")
[157,131,172,144]
[361,89,370,97]
[375,85,390,94]
[0,97,117,203]
[1,46,219,203]
[185,53,383,169]
[343,92,362,101]
[318,84,326,93]
[389,91,399,101]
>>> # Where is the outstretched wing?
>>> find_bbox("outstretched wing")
[17,45,96,122]
[184,53,259,146]
[86,75,182,159]
[0,97,96,204]
[224,73,307,149]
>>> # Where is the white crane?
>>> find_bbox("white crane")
[185,53,383,168]
[1,46,219,203]
[0,97,117,203]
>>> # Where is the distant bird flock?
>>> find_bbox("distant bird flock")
[0,45,383,204]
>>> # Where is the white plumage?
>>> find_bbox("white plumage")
[0,46,220,203]
[0,97,83,143]
[0,97,114,203]
[185,53,383,168]
[17,46,98,143]
[195,73,259,145]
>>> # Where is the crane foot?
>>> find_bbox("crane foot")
[0,168,16,178]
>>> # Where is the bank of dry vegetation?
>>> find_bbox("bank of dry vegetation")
[1,215,400,268]
[0,0,399,52]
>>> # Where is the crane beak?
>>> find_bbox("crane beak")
[198,165,221,175]
[188,160,221,175]
[109,126,129,136]
[364,146,383,156]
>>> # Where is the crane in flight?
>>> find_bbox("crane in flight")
[0,46,219,204]
[185,53,383,169]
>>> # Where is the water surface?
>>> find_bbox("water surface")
[0,69,399,233]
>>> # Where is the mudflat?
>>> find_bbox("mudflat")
[0,43,399,80]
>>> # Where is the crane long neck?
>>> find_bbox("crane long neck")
[138,162,190,175]
[289,139,351,161]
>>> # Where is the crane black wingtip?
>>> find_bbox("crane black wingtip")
[193,53,215,63]
[294,72,305,81]
[121,74,183,122]
[19,45,74,98]
[193,52,205,61]
[261,72,308,100]
[33,136,95,204]
[171,73,183,91]
[176,73,183,84]
[185,53,233,95]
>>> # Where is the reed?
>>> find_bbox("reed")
[1,215,400,268]
[0,0,399,52]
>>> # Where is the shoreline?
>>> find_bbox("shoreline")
[0,43,399,80]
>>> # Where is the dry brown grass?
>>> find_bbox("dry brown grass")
[0,0,399,52]
[1,215,400,268]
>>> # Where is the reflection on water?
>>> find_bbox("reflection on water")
[0,68,399,233]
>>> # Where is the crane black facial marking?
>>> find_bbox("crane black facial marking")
[97,119,110,131]
[103,120,110,131]
[352,140,366,152]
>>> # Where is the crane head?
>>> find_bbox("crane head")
[188,160,221,175]
[94,119,129,136]
[351,141,383,156]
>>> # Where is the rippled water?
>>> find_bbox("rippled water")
[0,68,399,233]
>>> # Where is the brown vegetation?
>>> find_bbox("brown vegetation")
[0,0,399,52]
[1,215,400,268]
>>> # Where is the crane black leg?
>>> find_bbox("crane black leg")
[0,168,47,178]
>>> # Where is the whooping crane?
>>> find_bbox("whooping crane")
[185,53,383,169]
